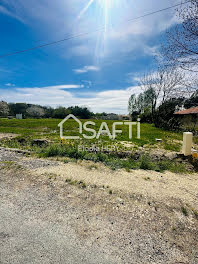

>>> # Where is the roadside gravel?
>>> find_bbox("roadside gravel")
[0,148,198,264]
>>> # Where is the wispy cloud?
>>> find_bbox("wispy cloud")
[41,84,84,89]
[73,65,100,74]
[5,83,15,87]
[0,0,180,59]
[0,5,24,23]
[15,84,84,92]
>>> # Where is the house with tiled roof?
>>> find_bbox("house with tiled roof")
[174,106,198,131]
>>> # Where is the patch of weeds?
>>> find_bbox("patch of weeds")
[144,177,151,181]
[81,182,86,189]
[157,160,188,174]
[38,143,190,174]
[65,178,72,183]
[1,161,22,170]
[88,164,98,170]
[46,173,57,180]
[69,180,78,186]
[67,179,87,189]
[64,159,72,164]
[139,155,156,171]
[84,153,98,162]
[130,193,135,199]
[193,136,198,145]
[109,190,113,195]
[0,161,15,167]
[181,206,188,216]
[164,142,181,152]
[172,226,177,232]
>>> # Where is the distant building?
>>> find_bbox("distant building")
[16,114,23,119]
[174,106,198,115]
[118,115,130,121]
[174,106,198,130]
[102,113,119,120]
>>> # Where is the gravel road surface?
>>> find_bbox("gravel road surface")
[0,148,198,264]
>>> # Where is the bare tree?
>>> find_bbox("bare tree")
[139,66,185,119]
[162,0,198,72]
[156,66,186,103]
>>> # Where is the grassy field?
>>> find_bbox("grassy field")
[0,118,184,144]
[0,118,197,173]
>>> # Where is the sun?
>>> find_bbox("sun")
[76,0,125,58]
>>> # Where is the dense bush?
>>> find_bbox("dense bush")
[153,98,184,130]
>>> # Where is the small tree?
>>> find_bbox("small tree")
[52,107,71,119]
[0,101,9,116]
[154,98,185,130]
[26,106,45,118]
[68,106,93,119]
[8,103,28,116]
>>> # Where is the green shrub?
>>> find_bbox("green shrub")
[139,155,156,170]
[39,144,189,174]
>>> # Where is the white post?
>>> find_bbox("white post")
[182,132,193,156]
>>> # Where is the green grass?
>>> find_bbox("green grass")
[0,118,184,145]
[164,142,182,152]
[0,118,197,173]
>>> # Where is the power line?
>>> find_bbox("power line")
[0,1,191,58]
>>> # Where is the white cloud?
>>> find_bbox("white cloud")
[0,5,24,23]
[0,84,141,114]
[143,44,160,57]
[73,65,100,74]
[0,0,181,58]
[38,84,84,89]
[5,83,15,87]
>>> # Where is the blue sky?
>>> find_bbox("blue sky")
[0,0,180,113]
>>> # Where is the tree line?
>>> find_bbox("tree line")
[0,102,118,120]
[0,102,95,119]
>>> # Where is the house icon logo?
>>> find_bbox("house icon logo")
[58,114,82,139]
[58,115,141,140]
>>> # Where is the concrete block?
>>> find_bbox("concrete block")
[182,132,193,156]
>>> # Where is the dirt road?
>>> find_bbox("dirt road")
[0,148,198,263]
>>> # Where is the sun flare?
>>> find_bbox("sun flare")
[78,0,118,21]
[76,0,127,58]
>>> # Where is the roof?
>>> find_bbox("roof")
[174,106,198,115]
